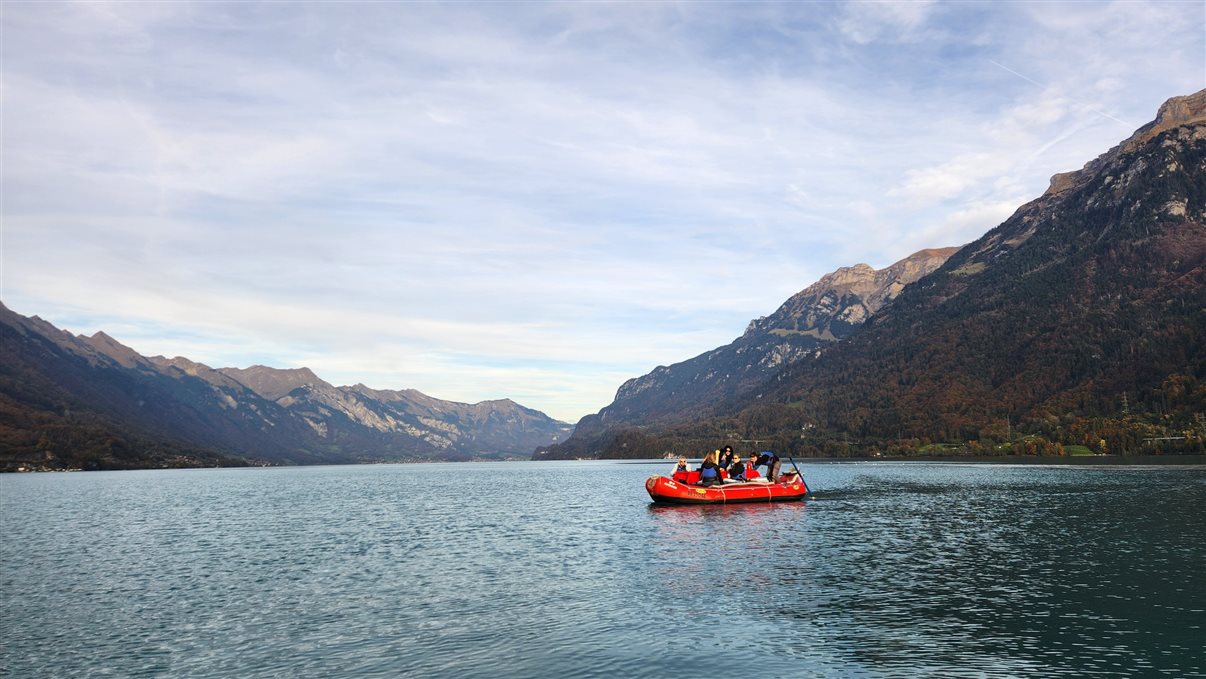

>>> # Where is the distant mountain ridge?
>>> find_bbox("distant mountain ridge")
[0,306,572,470]
[539,247,957,458]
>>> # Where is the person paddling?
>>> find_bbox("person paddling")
[755,451,781,482]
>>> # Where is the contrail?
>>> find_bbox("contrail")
[987,59,1133,128]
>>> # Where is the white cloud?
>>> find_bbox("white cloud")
[892,152,1004,206]
[836,0,938,45]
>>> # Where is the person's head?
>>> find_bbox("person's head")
[723,445,733,454]
[749,454,758,463]
[678,457,687,466]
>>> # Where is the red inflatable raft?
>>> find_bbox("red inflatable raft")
[645,470,809,504]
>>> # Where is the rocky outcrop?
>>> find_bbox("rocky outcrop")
[1045,90,1206,197]
[743,247,959,341]
[219,366,329,401]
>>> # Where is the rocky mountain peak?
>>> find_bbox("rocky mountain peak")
[220,365,330,401]
[150,355,206,373]
[745,247,959,339]
[1046,89,1205,196]
[82,330,150,369]
[1146,89,1206,137]
[815,263,877,292]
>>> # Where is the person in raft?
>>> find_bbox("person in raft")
[719,445,735,468]
[746,453,762,479]
[727,453,748,481]
[754,451,782,482]
[673,456,690,480]
[696,450,724,487]
[675,453,694,475]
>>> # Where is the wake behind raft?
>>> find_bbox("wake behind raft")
[645,463,809,505]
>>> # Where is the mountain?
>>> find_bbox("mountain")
[537,247,958,458]
[765,90,1206,451]
[0,305,572,470]
[543,90,1206,459]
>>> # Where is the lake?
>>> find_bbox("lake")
[2,461,1203,677]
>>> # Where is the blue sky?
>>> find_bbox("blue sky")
[3,1,1203,423]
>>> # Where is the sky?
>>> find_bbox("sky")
[2,1,1203,423]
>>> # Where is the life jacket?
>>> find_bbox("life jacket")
[699,463,719,480]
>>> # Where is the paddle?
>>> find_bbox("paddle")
[787,455,803,477]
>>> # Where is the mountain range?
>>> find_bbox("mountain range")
[539,90,1206,459]
[0,306,572,470]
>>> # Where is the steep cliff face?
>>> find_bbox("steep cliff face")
[1045,90,1206,198]
[0,307,572,470]
[744,248,959,341]
[539,247,958,458]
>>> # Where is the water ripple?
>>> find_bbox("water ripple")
[2,462,1204,678]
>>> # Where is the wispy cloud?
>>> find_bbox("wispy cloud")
[836,0,939,45]
[3,1,1202,422]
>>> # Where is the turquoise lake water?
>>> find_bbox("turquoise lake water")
[2,461,1203,677]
